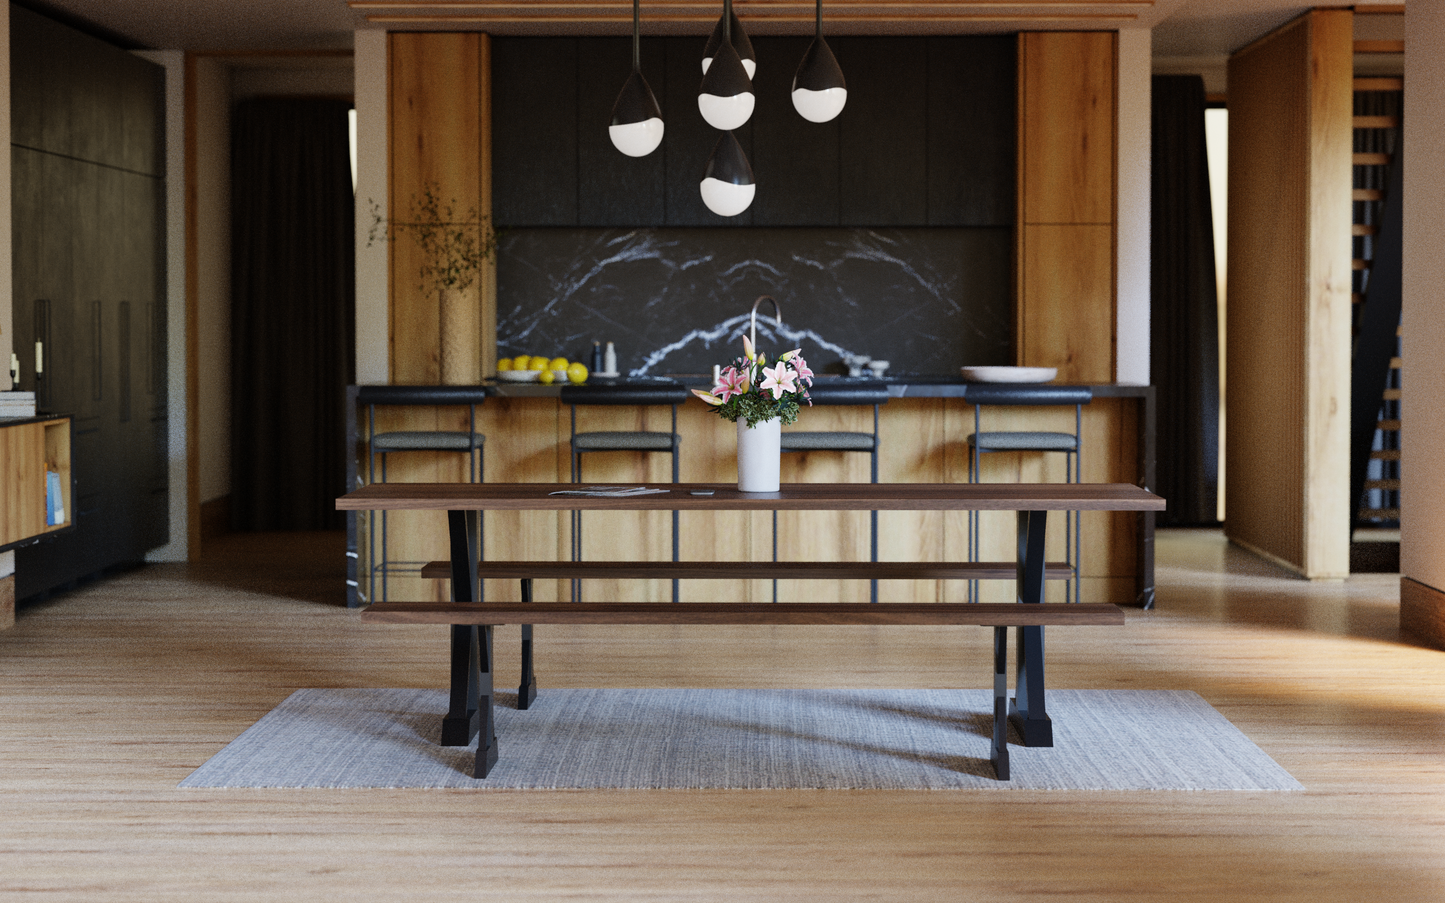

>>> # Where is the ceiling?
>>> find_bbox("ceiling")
[15,0,1404,59]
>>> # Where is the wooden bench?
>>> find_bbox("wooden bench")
[363,599,1125,781]
[417,560,1077,581]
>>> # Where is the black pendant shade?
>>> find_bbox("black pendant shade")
[702,10,755,76]
[698,37,755,130]
[609,0,664,156]
[699,130,755,216]
[791,0,846,123]
[793,36,845,93]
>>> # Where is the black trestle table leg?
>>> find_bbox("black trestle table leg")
[441,509,481,746]
[518,577,537,709]
[1009,509,1054,747]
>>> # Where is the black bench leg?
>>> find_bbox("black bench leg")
[474,624,499,777]
[992,625,1010,780]
[442,510,481,746]
[518,577,537,709]
[1010,509,1054,747]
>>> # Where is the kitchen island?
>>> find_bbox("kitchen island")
[345,378,1155,610]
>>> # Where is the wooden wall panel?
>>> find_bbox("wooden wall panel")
[1225,10,1353,578]
[1019,31,1116,226]
[1015,31,1117,381]
[1019,224,1115,383]
[387,32,494,385]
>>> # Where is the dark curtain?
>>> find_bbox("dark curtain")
[1151,75,1220,527]
[230,98,355,531]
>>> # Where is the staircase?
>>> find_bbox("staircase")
[1351,76,1403,526]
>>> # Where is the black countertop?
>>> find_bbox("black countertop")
[482,375,1151,400]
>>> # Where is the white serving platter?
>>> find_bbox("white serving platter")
[960,366,1058,383]
[496,370,541,383]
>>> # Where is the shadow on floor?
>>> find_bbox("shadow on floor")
[188,530,348,607]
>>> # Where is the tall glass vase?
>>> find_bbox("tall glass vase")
[736,417,782,492]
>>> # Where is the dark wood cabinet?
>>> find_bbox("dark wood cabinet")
[9,6,168,600]
[491,38,580,226]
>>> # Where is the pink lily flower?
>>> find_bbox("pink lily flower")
[760,361,799,400]
[691,388,725,406]
[713,365,749,402]
[742,334,756,361]
[784,351,815,386]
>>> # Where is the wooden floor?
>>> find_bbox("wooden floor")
[1,529,1442,901]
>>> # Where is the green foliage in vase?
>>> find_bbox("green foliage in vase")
[367,184,498,296]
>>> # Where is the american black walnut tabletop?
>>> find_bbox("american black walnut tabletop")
[336,482,1166,512]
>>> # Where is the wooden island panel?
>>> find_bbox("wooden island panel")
[354,394,1146,605]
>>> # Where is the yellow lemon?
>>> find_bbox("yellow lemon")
[528,355,551,372]
[496,357,514,371]
[548,357,569,372]
[537,368,556,385]
[566,362,589,384]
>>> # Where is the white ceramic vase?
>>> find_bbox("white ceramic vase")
[736,417,782,492]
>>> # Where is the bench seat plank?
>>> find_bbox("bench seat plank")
[419,560,1076,581]
[361,601,1126,627]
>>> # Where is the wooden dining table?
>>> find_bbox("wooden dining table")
[337,481,1165,777]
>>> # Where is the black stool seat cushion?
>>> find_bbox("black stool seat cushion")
[372,430,485,452]
[968,431,1078,452]
[780,431,876,451]
[573,431,677,451]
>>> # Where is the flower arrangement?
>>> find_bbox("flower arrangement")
[692,336,815,427]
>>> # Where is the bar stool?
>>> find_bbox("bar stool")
[778,381,890,603]
[360,385,486,605]
[965,384,1092,603]
[560,382,690,603]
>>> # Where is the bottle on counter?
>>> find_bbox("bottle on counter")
[591,341,604,374]
[604,342,617,375]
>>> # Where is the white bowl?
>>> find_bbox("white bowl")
[496,369,540,383]
[960,366,1058,383]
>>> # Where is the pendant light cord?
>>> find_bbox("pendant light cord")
[632,0,641,72]
[815,0,822,36]
[724,0,732,44]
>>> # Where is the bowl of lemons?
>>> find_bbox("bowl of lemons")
[496,355,588,385]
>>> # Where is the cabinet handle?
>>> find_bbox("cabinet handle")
[35,340,44,376]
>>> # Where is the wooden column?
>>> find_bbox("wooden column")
[1225,10,1353,578]
[387,32,496,385]
[1016,31,1117,384]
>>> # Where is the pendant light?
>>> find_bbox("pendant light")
[701,8,756,79]
[700,131,755,217]
[697,0,754,131]
[791,0,847,123]
[609,0,664,157]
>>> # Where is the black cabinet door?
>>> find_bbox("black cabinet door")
[11,10,168,600]
[749,36,841,227]
[834,37,929,226]
[577,37,668,226]
[491,38,580,226]
[927,36,1016,227]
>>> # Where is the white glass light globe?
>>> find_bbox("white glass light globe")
[702,56,756,79]
[791,86,847,124]
[609,117,664,157]
[698,91,755,131]
[700,178,755,217]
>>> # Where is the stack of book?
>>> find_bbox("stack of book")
[0,391,36,419]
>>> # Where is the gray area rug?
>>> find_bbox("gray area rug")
[179,688,1302,791]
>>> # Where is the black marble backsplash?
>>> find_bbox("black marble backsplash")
[495,227,1012,376]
